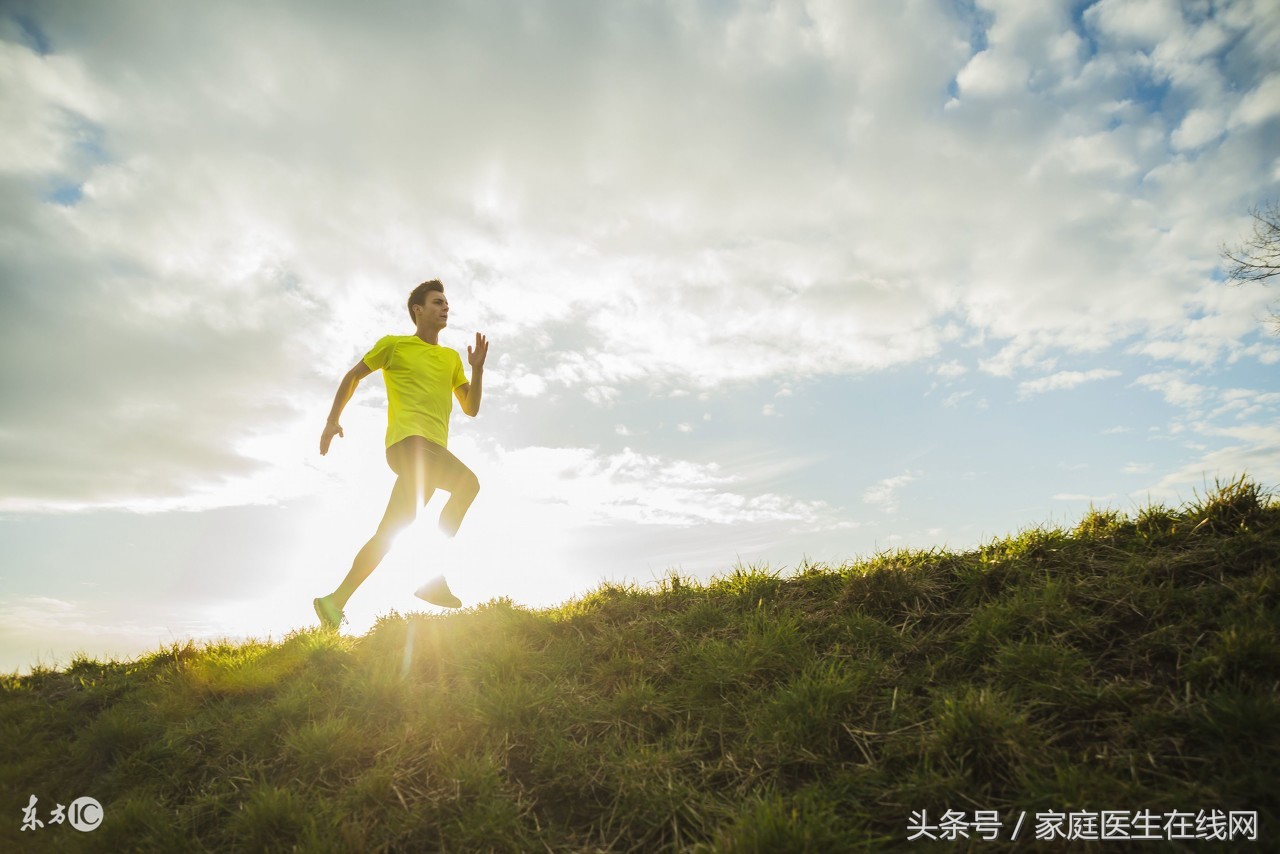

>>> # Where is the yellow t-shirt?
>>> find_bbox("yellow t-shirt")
[362,335,468,449]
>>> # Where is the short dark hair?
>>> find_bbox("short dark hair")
[408,280,444,323]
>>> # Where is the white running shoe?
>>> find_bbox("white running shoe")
[414,575,462,609]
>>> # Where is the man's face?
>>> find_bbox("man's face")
[417,292,449,328]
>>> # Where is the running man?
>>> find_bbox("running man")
[313,279,488,629]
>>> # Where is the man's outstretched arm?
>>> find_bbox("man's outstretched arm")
[321,360,373,455]
[456,332,488,417]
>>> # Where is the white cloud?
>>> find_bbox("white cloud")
[863,471,919,514]
[955,49,1029,98]
[1018,368,1121,398]
[472,440,839,530]
[1128,279,1279,367]
[583,385,620,407]
[1231,73,1280,128]
[1132,371,1211,407]
[2,0,1278,512]
[1084,0,1185,49]
[1144,423,1280,500]
[0,39,108,174]
[1132,373,1280,434]
[1171,107,1226,151]
[508,372,548,398]
[1239,342,1280,366]
[0,595,218,673]
[1034,131,1142,178]
[1213,388,1280,420]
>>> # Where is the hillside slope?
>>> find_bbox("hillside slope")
[2,478,1277,851]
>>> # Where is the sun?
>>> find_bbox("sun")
[259,413,600,634]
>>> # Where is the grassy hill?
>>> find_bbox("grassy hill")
[2,478,1277,851]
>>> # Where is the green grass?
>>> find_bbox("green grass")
[2,477,1277,851]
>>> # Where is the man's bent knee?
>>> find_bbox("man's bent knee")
[448,467,479,501]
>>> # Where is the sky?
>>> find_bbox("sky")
[1,0,1278,674]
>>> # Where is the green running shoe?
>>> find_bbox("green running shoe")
[313,596,344,630]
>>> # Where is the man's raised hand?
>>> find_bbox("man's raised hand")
[320,421,344,456]
[468,332,489,370]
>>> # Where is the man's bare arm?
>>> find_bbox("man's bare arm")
[455,332,488,417]
[321,360,373,455]
[455,377,482,417]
